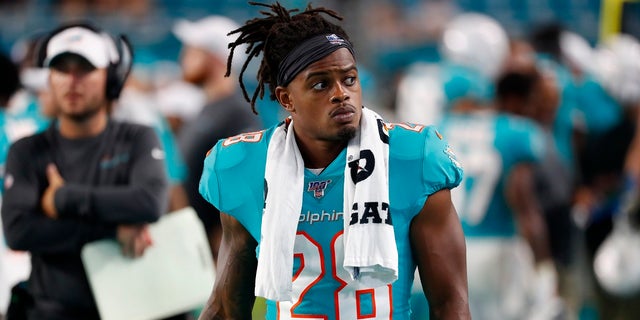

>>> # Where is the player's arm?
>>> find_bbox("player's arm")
[506,163,552,264]
[506,163,560,307]
[199,212,258,320]
[2,143,115,254]
[624,108,640,179]
[410,188,470,320]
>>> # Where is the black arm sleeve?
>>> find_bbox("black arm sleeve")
[54,127,169,224]
[1,142,116,254]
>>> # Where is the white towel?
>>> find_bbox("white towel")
[255,118,305,301]
[343,108,398,288]
[255,108,398,302]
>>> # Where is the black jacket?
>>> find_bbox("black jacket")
[1,120,168,319]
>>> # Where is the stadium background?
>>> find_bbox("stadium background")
[1,1,640,320]
[2,0,634,111]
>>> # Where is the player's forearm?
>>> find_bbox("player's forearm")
[55,182,167,224]
[200,213,258,319]
[199,249,257,319]
[3,211,115,253]
[412,189,471,320]
[507,164,552,263]
[201,281,256,319]
[511,179,552,263]
[419,239,470,320]
[199,297,255,320]
[624,110,640,177]
[429,298,472,320]
[518,208,552,263]
[2,152,116,253]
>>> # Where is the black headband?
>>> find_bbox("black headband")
[276,33,355,87]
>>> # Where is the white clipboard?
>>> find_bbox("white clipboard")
[81,207,215,320]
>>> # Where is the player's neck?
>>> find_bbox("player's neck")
[296,137,346,169]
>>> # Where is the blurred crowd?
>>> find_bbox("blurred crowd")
[1,0,640,320]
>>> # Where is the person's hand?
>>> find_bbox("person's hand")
[117,224,153,258]
[41,164,65,219]
[526,260,568,320]
[571,186,599,229]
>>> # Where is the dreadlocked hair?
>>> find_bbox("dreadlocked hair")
[226,1,350,114]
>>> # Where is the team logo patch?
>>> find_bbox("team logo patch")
[348,150,375,184]
[308,179,332,199]
[99,153,130,169]
[326,34,346,45]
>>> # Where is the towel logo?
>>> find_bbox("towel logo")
[348,150,375,184]
[349,201,392,225]
[308,179,332,199]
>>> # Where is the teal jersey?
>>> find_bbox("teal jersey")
[0,108,49,195]
[200,122,462,319]
[154,118,187,184]
[438,112,544,238]
[574,75,623,137]
[21,96,52,128]
[0,110,9,195]
[536,56,581,170]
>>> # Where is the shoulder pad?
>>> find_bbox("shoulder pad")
[388,122,430,160]
[206,128,272,170]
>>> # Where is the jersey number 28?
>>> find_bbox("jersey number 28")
[277,231,393,319]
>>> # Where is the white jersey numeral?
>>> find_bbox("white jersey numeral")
[278,231,392,319]
[446,119,502,225]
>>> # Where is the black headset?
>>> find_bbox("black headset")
[35,22,133,101]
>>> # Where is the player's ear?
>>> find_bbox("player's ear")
[275,86,294,112]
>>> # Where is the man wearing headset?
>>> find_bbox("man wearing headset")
[1,23,168,319]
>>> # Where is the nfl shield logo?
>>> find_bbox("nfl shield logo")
[326,34,346,45]
[308,180,332,199]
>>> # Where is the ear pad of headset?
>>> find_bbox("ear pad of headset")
[106,35,133,100]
